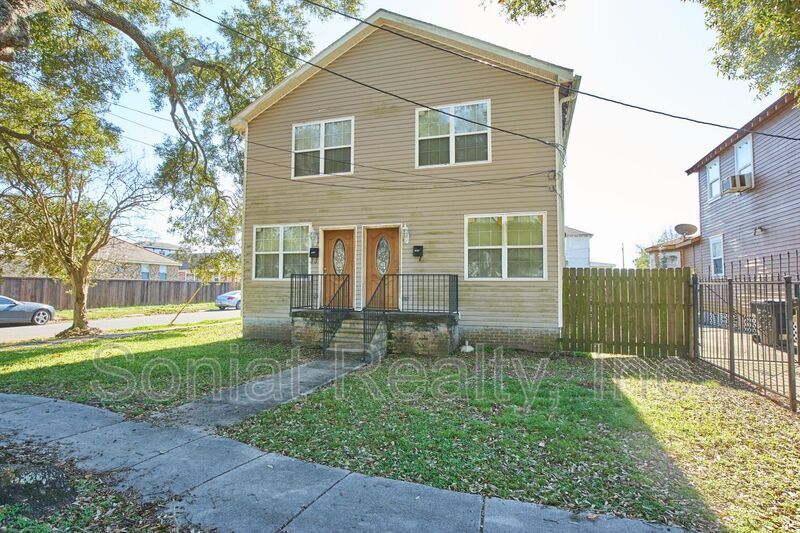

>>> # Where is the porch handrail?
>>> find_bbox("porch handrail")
[362,275,388,351]
[322,274,350,354]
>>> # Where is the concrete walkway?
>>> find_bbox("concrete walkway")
[0,393,682,532]
[0,309,240,343]
[156,358,367,432]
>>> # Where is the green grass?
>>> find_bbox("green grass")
[55,301,219,321]
[223,353,800,532]
[0,321,299,417]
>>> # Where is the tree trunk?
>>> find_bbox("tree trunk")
[70,271,90,331]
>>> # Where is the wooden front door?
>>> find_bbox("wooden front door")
[322,229,354,307]
[365,227,400,309]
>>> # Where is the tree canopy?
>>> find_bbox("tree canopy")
[491,0,800,99]
[1,0,361,251]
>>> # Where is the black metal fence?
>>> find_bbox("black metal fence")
[384,274,459,314]
[694,274,798,410]
[290,274,349,310]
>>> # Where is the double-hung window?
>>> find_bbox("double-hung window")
[417,100,490,167]
[159,265,167,281]
[706,157,721,200]
[465,213,545,279]
[710,235,724,277]
[140,264,150,280]
[734,134,753,177]
[253,224,310,280]
[292,117,353,177]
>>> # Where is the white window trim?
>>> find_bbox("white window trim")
[709,234,724,277]
[252,223,312,281]
[291,116,354,178]
[463,212,547,281]
[734,133,754,179]
[706,157,721,202]
[415,99,492,169]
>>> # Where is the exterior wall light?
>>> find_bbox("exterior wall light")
[401,224,410,244]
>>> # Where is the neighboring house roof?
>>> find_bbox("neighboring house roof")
[230,9,580,144]
[95,238,182,267]
[138,241,182,251]
[565,226,592,237]
[644,235,701,253]
[685,93,796,174]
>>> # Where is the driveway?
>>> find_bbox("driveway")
[0,309,240,343]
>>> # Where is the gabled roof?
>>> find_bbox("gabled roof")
[686,93,796,174]
[138,240,181,251]
[231,9,578,133]
[565,226,592,237]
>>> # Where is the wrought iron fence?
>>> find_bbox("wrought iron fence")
[290,274,349,310]
[694,274,798,410]
[383,274,459,314]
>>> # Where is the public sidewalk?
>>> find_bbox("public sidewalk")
[0,393,682,532]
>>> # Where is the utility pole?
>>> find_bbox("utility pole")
[621,242,626,268]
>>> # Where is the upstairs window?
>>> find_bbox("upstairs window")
[706,157,721,200]
[417,101,490,167]
[292,118,353,177]
[734,134,753,176]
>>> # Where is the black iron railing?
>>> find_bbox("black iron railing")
[290,274,350,310]
[363,274,388,351]
[322,275,351,353]
[362,274,459,348]
[382,274,459,314]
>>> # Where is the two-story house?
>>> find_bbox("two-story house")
[683,94,799,277]
[232,9,580,357]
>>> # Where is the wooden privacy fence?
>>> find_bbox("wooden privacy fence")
[562,268,693,356]
[0,277,239,310]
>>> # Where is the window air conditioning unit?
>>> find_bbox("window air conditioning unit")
[724,173,753,193]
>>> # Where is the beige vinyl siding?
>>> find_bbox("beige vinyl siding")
[690,104,800,276]
[243,28,560,329]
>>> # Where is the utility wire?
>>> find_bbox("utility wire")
[108,111,557,191]
[167,0,565,158]
[2,65,559,192]
[303,0,800,143]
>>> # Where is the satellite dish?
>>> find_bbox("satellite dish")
[674,223,698,237]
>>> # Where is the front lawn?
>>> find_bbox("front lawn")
[224,352,800,532]
[0,321,300,417]
[55,301,218,321]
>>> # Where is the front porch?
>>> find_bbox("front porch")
[289,273,460,358]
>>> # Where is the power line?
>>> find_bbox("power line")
[167,0,565,157]
[303,0,800,143]
[108,111,557,191]
[2,65,559,192]
[106,109,558,189]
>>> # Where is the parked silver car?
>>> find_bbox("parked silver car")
[216,290,241,310]
[0,295,55,325]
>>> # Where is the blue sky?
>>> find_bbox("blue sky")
[115,0,777,265]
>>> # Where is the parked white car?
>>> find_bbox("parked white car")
[216,290,241,310]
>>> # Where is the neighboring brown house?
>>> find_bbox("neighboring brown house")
[645,235,702,269]
[231,9,580,355]
[680,94,800,277]
[5,237,182,281]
